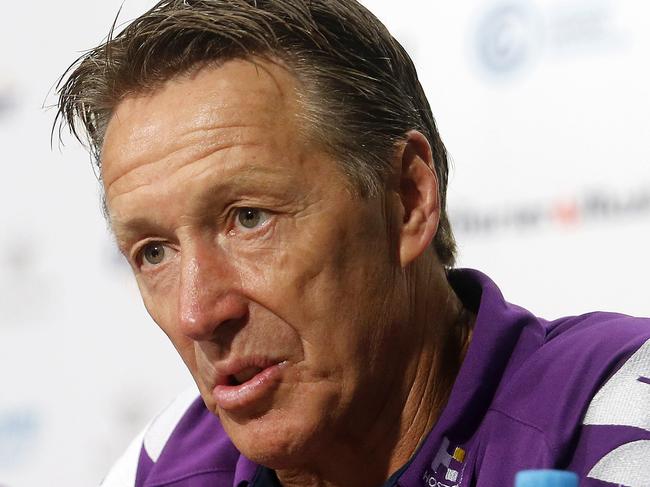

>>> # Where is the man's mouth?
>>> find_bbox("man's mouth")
[228,366,265,386]
[213,360,287,411]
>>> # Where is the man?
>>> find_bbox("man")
[56,1,650,486]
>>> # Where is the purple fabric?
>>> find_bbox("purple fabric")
[133,269,650,486]
[135,447,154,487]
[139,398,243,486]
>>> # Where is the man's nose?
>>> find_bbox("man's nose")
[177,241,248,341]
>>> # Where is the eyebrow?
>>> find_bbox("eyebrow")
[111,217,172,256]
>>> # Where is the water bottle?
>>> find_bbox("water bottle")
[515,470,579,487]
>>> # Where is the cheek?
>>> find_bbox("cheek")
[229,203,395,359]
[225,221,337,328]
[136,274,175,333]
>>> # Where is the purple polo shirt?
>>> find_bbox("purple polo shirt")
[121,269,650,486]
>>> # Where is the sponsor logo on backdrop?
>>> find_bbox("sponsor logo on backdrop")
[451,184,650,237]
[0,408,40,469]
[473,0,620,78]
[474,3,541,76]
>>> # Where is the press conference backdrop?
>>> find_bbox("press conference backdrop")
[0,0,648,485]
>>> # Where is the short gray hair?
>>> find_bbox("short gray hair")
[55,0,456,266]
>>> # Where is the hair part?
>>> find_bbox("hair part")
[55,0,456,266]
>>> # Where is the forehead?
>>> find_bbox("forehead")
[101,58,304,194]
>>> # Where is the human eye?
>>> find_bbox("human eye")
[233,207,271,231]
[136,241,175,270]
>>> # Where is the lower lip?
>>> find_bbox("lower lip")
[212,362,286,411]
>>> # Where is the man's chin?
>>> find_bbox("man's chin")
[219,410,321,469]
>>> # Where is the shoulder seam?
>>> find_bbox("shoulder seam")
[486,407,555,453]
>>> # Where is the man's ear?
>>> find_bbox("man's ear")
[395,130,440,267]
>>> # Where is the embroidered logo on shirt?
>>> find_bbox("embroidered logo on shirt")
[422,437,467,487]
[583,338,650,486]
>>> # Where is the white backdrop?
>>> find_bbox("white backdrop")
[0,1,648,485]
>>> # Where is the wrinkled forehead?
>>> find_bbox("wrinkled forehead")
[100,58,305,191]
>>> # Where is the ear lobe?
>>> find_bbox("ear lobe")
[397,131,441,267]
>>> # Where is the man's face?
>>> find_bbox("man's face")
[102,59,409,465]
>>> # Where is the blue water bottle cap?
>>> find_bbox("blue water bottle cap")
[515,470,579,487]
